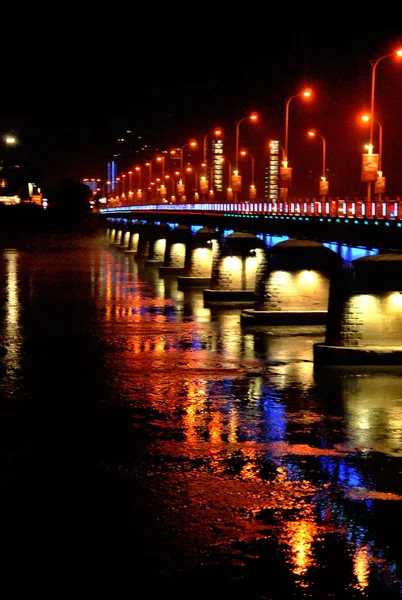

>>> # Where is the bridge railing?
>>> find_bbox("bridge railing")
[101,198,402,220]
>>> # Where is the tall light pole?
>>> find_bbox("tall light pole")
[180,140,197,179]
[234,113,258,202]
[145,161,152,201]
[284,88,312,167]
[220,156,233,201]
[362,113,383,171]
[128,170,133,201]
[240,149,256,200]
[203,128,222,176]
[156,155,165,179]
[307,129,327,198]
[240,149,255,186]
[367,48,402,201]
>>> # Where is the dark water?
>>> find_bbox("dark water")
[0,233,401,598]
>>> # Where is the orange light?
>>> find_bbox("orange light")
[302,88,313,98]
[249,113,258,121]
[307,129,316,138]
[186,166,192,172]
[145,162,150,166]
[240,150,247,156]
[361,114,370,123]
[128,171,132,174]
[156,157,162,162]
[213,129,222,136]
[189,140,197,147]
[397,49,402,56]
[170,150,176,155]
[135,167,140,171]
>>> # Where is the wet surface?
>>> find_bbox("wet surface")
[0,234,401,597]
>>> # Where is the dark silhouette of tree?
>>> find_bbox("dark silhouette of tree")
[46,178,93,231]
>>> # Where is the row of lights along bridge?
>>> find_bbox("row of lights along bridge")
[106,47,402,207]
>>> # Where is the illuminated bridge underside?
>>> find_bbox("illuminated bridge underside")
[101,201,402,251]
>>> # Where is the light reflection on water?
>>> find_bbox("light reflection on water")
[0,239,401,597]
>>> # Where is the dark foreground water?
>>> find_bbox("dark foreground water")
[0,233,401,598]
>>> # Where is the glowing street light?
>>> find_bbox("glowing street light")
[362,113,383,172]
[220,156,233,201]
[240,149,256,200]
[284,88,312,167]
[5,136,16,145]
[366,47,402,201]
[203,127,222,176]
[307,129,328,198]
[156,155,166,179]
[180,140,197,179]
[235,113,258,172]
[362,113,385,199]
[234,113,258,202]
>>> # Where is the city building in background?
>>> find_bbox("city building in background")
[82,179,99,194]
[107,161,117,195]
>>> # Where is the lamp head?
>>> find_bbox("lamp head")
[302,88,313,99]
[307,129,316,138]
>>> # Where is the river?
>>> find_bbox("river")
[0,232,401,598]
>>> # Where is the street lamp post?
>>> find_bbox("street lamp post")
[366,48,402,202]
[234,113,258,202]
[156,156,165,179]
[180,140,197,180]
[362,113,383,198]
[240,149,256,200]
[220,156,233,201]
[135,166,142,204]
[203,128,222,175]
[145,162,152,202]
[307,129,327,199]
[284,88,312,167]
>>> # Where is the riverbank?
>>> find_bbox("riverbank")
[0,204,104,249]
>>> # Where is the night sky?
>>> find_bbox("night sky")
[2,18,402,197]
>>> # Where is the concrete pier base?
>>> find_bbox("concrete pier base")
[177,276,211,289]
[203,289,255,308]
[159,266,185,277]
[241,309,327,326]
[314,343,402,365]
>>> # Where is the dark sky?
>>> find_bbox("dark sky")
[2,16,402,197]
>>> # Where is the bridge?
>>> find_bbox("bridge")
[100,201,402,366]
[100,199,402,251]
